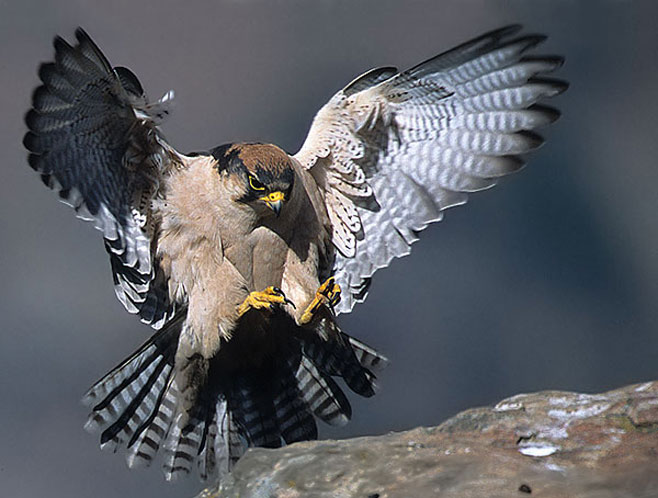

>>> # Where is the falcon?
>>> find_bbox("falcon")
[23,25,566,482]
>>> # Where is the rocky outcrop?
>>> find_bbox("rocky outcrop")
[199,381,658,497]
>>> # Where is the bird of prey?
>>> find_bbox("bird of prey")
[23,25,565,482]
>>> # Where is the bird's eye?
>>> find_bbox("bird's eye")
[248,175,265,191]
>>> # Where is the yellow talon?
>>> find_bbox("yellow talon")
[300,277,341,325]
[238,286,294,317]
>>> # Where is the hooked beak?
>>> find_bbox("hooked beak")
[259,191,285,217]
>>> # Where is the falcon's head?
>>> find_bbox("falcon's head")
[211,143,295,217]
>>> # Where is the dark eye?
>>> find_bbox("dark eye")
[248,175,265,191]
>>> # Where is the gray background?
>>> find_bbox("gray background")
[1,1,657,497]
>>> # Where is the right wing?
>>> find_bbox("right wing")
[294,26,567,313]
[24,28,182,328]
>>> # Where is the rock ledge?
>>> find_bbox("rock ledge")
[201,381,658,497]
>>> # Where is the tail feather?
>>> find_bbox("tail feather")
[274,362,317,443]
[162,408,204,481]
[302,319,384,398]
[230,378,282,448]
[305,339,375,398]
[214,401,244,474]
[197,401,218,480]
[84,310,386,482]
[296,355,351,426]
[84,321,182,466]
[83,333,165,411]
[126,378,179,468]
[99,355,173,449]
[83,325,177,438]
[345,334,389,373]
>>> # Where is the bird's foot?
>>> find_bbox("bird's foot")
[299,277,341,325]
[238,286,295,317]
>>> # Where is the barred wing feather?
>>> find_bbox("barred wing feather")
[24,28,180,328]
[294,25,567,313]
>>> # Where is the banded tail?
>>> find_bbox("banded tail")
[83,313,387,481]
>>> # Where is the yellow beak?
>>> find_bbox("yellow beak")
[259,191,285,216]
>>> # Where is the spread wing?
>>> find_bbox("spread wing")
[24,28,181,328]
[294,25,567,313]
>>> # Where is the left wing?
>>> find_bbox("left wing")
[294,25,567,313]
[24,28,182,328]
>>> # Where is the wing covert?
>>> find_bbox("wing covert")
[294,25,567,313]
[24,28,181,328]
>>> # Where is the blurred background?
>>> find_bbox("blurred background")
[1,1,657,497]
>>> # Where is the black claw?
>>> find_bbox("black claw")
[270,286,296,309]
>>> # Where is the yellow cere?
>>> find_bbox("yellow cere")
[260,191,285,203]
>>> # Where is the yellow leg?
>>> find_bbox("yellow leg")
[299,277,341,325]
[238,286,294,317]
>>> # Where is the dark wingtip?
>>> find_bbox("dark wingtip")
[52,35,68,50]
[37,62,57,84]
[23,131,39,153]
[554,78,569,94]
[24,109,40,132]
[344,66,399,97]
[52,34,78,63]
[114,66,145,98]
[535,77,569,96]
[488,24,523,39]
[518,130,546,151]
[26,152,41,172]
[522,55,565,72]
[551,55,566,67]
[74,27,91,43]
[529,104,562,124]
[72,27,114,73]
[524,34,549,51]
